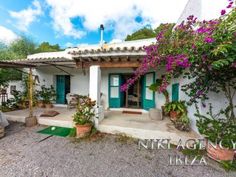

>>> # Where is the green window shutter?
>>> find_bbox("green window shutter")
[172,83,179,101]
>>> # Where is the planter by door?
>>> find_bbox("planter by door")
[56,75,70,104]
[76,124,92,138]
[142,72,155,110]
[170,111,179,121]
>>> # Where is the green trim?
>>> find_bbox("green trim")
[56,75,70,104]
[108,74,122,108]
[142,72,156,110]
[172,83,179,101]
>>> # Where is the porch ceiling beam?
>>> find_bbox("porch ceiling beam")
[42,62,76,69]
[41,62,73,76]
[0,61,35,68]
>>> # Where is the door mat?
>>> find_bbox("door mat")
[37,126,72,137]
[122,111,142,115]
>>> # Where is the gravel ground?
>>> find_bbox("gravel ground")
[0,122,235,177]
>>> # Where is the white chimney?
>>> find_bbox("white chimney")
[100,24,104,46]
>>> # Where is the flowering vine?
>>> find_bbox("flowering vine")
[121,1,236,121]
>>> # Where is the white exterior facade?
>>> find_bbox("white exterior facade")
[10,63,231,132]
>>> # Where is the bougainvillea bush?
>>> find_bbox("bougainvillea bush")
[122,1,236,123]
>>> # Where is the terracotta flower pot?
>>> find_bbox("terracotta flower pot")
[206,141,235,161]
[170,111,179,121]
[45,103,53,109]
[76,124,92,138]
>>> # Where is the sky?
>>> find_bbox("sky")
[0,0,231,49]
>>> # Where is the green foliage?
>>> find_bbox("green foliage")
[36,85,56,104]
[164,101,187,114]
[73,96,96,125]
[125,27,156,41]
[220,161,236,171]
[149,78,162,91]
[196,104,236,149]
[174,113,190,131]
[154,23,175,37]
[0,90,26,112]
[9,37,36,58]
[125,23,175,41]
[149,78,170,104]
[0,37,61,87]
[35,42,61,53]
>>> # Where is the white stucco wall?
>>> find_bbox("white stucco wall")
[33,66,90,96]
[5,81,23,99]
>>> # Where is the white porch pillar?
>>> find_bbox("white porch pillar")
[89,65,104,127]
[89,65,101,105]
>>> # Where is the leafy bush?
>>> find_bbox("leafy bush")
[174,113,190,131]
[196,104,236,149]
[164,101,187,115]
[37,85,56,104]
[73,96,96,125]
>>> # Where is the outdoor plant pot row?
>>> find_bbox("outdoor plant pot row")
[36,85,56,109]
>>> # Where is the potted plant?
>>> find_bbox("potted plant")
[196,104,236,161]
[73,96,96,138]
[38,85,56,108]
[164,101,187,121]
[174,113,190,131]
[35,90,44,108]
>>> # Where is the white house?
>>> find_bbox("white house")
[3,0,233,133]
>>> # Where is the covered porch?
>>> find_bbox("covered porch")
[2,107,200,144]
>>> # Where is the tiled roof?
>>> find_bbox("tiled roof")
[27,51,73,61]
[68,38,156,56]
[8,38,156,64]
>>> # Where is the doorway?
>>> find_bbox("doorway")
[56,75,70,104]
[123,74,142,108]
[108,72,155,110]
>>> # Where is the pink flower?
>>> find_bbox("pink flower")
[204,37,215,43]
[221,9,226,15]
